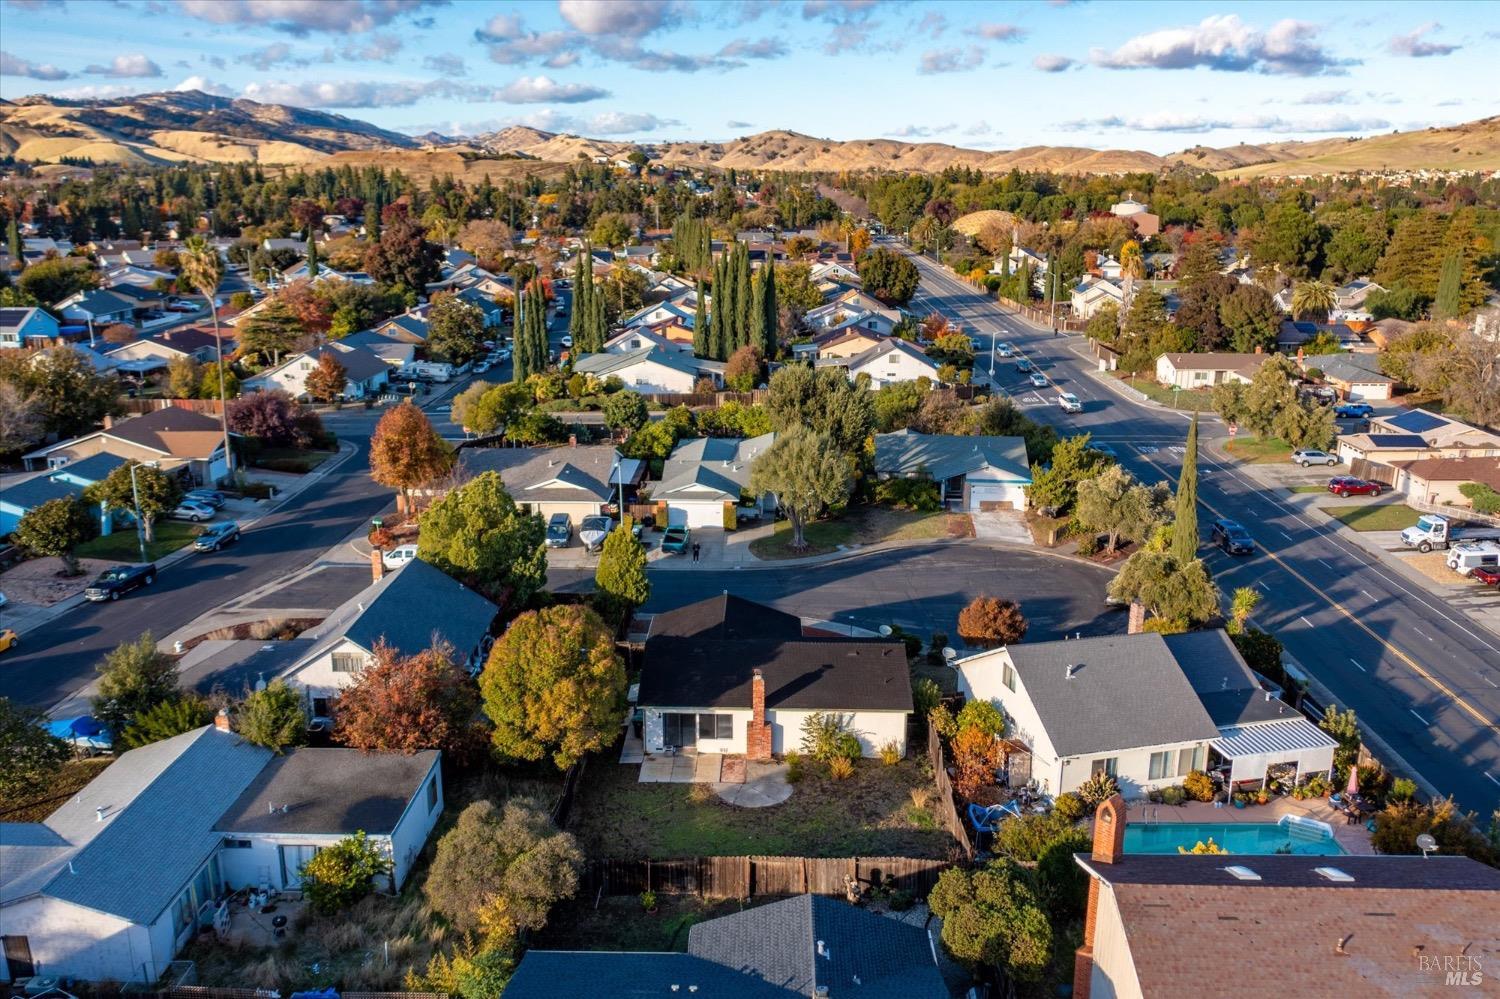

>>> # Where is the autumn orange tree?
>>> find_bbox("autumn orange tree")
[304,352,348,403]
[952,726,1004,799]
[331,641,479,757]
[369,400,453,513]
[957,596,1028,648]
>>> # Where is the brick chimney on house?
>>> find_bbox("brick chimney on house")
[1073,794,1127,999]
[746,668,772,761]
[370,547,385,583]
[214,707,232,732]
[1126,601,1146,635]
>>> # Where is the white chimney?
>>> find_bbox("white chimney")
[96,806,106,822]
[1066,664,1079,679]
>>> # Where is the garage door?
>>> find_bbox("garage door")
[670,502,723,528]
[967,483,1019,512]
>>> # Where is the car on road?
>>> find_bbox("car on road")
[1015,358,1032,373]
[1327,476,1382,498]
[1334,402,1375,419]
[661,525,691,554]
[170,499,216,522]
[382,542,418,569]
[85,563,157,602]
[1029,372,1048,388]
[1291,449,1339,467]
[546,513,572,549]
[1088,443,1118,460]
[474,361,491,374]
[0,590,8,610]
[560,334,573,348]
[1057,392,1082,413]
[185,489,225,509]
[969,337,983,352]
[1470,565,1500,587]
[193,521,240,552]
[1210,518,1255,555]
[580,515,613,553]
[555,305,567,316]
[996,342,1015,357]
[0,628,16,654]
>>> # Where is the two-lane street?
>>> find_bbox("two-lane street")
[903,244,1500,814]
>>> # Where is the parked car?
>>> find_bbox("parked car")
[85,563,157,602]
[193,521,240,551]
[170,500,216,522]
[1470,565,1500,587]
[1015,358,1032,373]
[1327,476,1382,498]
[474,361,491,374]
[1029,372,1048,388]
[579,515,613,553]
[184,489,226,508]
[996,342,1015,357]
[0,628,16,654]
[1333,402,1375,419]
[1057,392,1082,413]
[560,334,574,348]
[969,337,984,352]
[383,543,419,569]
[661,525,691,554]
[1291,449,1338,467]
[1446,542,1500,577]
[1210,518,1255,555]
[546,513,572,548]
[555,305,567,317]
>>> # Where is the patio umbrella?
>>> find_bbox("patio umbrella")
[1345,765,1359,798]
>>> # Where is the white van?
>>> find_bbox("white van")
[1446,541,1500,577]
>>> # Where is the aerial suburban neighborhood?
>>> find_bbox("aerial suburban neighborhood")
[1,2,1498,997]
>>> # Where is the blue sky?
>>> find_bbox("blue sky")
[1,0,1494,152]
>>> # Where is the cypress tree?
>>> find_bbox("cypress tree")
[1433,250,1462,320]
[693,280,708,357]
[306,235,319,278]
[1173,414,1200,566]
[734,243,752,353]
[761,258,778,359]
[511,284,531,384]
[531,283,549,370]
[710,255,727,360]
[589,287,608,349]
[749,267,766,359]
[7,217,23,272]
[569,247,586,345]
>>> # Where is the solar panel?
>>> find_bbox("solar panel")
[1366,434,1429,448]
[1386,410,1446,433]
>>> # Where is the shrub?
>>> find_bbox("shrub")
[875,477,942,511]
[639,890,657,911]
[1459,481,1500,515]
[952,726,1003,799]
[1178,838,1228,855]
[1389,777,1418,803]
[1076,534,1101,557]
[1077,771,1119,808]
[888,888,915,911]
[1161,785,1187,806]
[800,712,859,763]
[928,860,1052,982]
[957,595,1028,648]
[785,750,805,784]
[1183,770,1217,802]
[909,787,932,810]
[928,704,957,740]
[994,812,1076,862]
[879,741,902,766]
[828,756,856,780]
[1371,797,1497,865]
[956,699,1005,738]
[1051,791,1087,823]
[912,677,942,718]
[299,831,392,914]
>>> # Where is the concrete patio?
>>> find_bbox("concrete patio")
[638,750,724,783]
[1123,795,1376,854]
[219,896,308,947]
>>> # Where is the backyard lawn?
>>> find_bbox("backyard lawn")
[571,755,955,860]
[1224,436,1294,463]
[75,520,199,562]
[749,506,971,561]
[1320,504,1419,532]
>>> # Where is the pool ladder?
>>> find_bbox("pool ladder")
[1146,807,1160,828]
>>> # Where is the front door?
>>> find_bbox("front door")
[662,713,697,750]
[3,936,35,979]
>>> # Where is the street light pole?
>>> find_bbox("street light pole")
[129,462,148,564]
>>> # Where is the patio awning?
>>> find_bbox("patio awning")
[1212,718,1337,784]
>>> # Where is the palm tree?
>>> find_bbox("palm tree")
[1291,279,1338,322]
[1118,239,1145,334]
[181,235,233,479]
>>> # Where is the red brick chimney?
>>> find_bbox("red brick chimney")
[214,707,232,732]
[1074,794,1128,999]
[370,547,385,583]
[1126,601,1146,635]
[745,668,772,761]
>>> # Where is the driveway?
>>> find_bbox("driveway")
[970,511,1031,544]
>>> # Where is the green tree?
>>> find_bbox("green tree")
[1375,211,1445,297]
[237,298,302,365]
[1173,414,1199,565]
[1240,354,1300,439]
[1290,279,1337,322]
[1025,433,1110,515]
[306,234,319,278]
[452,381,531,436]
[1218,283,1281,353]
[1319,704,1361,775]
[1324,209,1387,280]
[15,495,97,576]
[300,831,393,914]
[764,364,874,457]
[1076,464,1172,555]
[17,257,98,305]
[363,208,440,293]
[589,213,632,249]
[480,605,627,769]
[692,279,708,357]
[5,217,21,272]
[0,698,71,800]
[1252,198,1324,278]
[16,346,123,438]
[427,293,487,365]
[369,401,454,512]
[167,355,202,399]
[594,519,650,620]
[856,247,920,306]
[602,389,648,434]
[93,632,178,733]
[418,471,547,605]
[84,459,181,544]
[749,426,853,551]
[760,258,779,358]
[1107,551,1220,627]
[237,680,307,753]
[1433,250,1463,320]
[927,860,1053,982]
[119,694,213,749]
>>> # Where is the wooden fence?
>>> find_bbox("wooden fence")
[580,855,951,901]
[928,718,975,861]
[646,389,767,408]
[991,292,1088,333]
[118,397,225,415]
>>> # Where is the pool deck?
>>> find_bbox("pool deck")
[1122,796,1376,855]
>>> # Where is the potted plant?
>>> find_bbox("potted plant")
[639,890,658,914]
[1255,786,1271,806]
[1232,793,1247,809]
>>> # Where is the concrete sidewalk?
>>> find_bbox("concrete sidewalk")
[3,440,360,641]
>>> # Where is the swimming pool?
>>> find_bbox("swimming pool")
[1122,817,1346,855]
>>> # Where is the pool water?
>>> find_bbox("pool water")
[1123,820,1346,855]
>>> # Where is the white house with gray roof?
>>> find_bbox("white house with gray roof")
[832,338,943,389]
[460,444,645,525]
[954,630,1335,798]
[654,433,776,529]
[573,345,723,394]
[0,723,443,984]
[874,429,1030,512]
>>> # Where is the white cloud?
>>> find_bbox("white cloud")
[718,37,787,59]
[175,0,441,35]
[173,75,233,96]
[494,75,609,104]
[726,119,753,128]
[964,121,993,136]
[1061,111,1391,134]
[1387,22,1459,58]
[884,123,956,138]
[423,53,465,76]
[558,0,682,38]
[586,111,682,134]
[83,54,163,78]
[913,11,946,39]
[431,108,681,138]
[973,23,1025,42]
[802,0,879,20]
[1033,53,1074,72]
[49,83,140,100]
[236,42,307,70]
[0,50,71,79]
[242,79,446,108]
[1294,89,1353,106]
[1091,15,1356,76]
[919,46,984,74]
[352,34,402,61]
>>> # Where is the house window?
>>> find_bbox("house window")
[221,838,252,849]
[1002,663,1016,692]
[1091,757,1118,778]
[698,713,733,740]
[426,777,439,813]
[331,652,364,673]
[1148,750,1172,781]
[1177,745,1206,776]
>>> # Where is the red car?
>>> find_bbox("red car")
[1471,566,1500,587]
[1327,476,1382,498]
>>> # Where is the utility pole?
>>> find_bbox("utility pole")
[129,462,148,564]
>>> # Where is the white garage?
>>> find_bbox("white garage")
[875,430,1033,513]
[665,496,731,529]
[654,433,777,529]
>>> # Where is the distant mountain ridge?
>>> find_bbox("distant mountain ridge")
[3,90,1496,177]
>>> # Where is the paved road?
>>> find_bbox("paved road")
[550,544,1124,643]
[903,243,1500,814]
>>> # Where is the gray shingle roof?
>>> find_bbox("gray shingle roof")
[505,952,794,998]
[1163,630,1296,727]
[647,593,804,642]
[574,345,712,379]
[0,473,85,511]
[56,452,128,483]
[1003,633,1221,757]
[338,558,497,658]
[215,748,437,835]
[874,430,1030,483]
[657,433,775,500]
[461,445,643,504]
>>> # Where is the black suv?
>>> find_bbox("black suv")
[84,563,158,601]
[1210,518,1255,556]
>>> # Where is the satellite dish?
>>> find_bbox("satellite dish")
[942,647,958,662]
[878,625,893,637]
[1416,833,1438,858]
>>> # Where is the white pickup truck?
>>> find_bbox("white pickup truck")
[1399,513,1500,553]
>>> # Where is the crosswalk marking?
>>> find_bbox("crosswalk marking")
[1136,445,1159,454]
